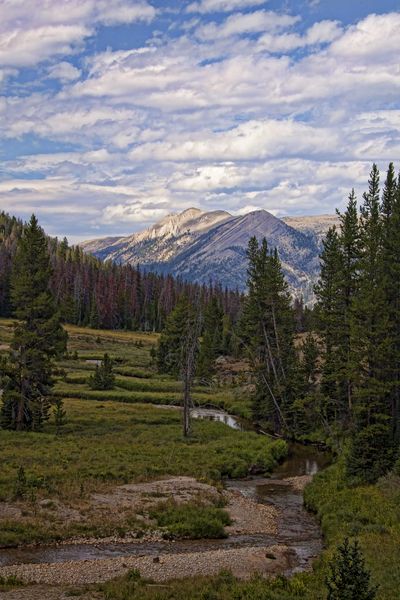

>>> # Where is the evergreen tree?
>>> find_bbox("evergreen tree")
[53,397,67,435]
[381,163,400,441]
[326,538,377,600]
[314,226,344,425]
[336,190,361,419]
[197,297,224,381]
[240,237,296,433]
[1,215,67,431]
[157,297,195,377]
[88,353,115,390]
[347,165,393,479]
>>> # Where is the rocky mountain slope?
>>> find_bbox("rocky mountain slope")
[83,208,335,301]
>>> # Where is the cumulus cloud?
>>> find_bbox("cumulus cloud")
[47,61,81,82]
[187,0,266,13]
[259,19,342,52]
[129,119,340,162]
[196,10,299,40]
[0,0,156,68]
[1,5,400,239]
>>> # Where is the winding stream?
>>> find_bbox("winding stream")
[0,409,329,577]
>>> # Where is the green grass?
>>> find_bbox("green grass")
[304,460,400,600]
[0,575,24,592]
[149,499,231,539]
[100,570,317,600]
[0,398,286,547]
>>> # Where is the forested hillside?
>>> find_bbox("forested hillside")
[0,212,242,332]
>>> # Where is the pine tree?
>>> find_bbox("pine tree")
[240,237,296,433]
[326,538,377,600]
[1,215,67,431]
[157,297,194,377]
[197,298,223,381]
[53,397,67,435]
[347,166,394,479]
[381,163,400,441]
[314,226,344,425]
[336,190,361,418]
[88,353,115,390]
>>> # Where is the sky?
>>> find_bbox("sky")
[1,0,400,243]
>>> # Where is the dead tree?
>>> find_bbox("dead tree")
[181,304,201,437]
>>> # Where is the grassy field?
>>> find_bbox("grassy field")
[0,319,284,547]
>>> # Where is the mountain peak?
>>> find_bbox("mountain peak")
[83,208,332,303]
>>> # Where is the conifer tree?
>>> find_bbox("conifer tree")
[197,297,223,381]
[336,190,361,418]
[1,215,67,431]
[381,163,400,441]
[88,353,115,390]
[241,237,296,432]
[314,226,344,424]
[326,538,377,600]
[347,165,394,479]
[53,397,67,435]
[157,296,194,377]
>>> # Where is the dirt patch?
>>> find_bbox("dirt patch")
[92,476,220,515]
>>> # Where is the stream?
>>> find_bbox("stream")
[0,409,329,577]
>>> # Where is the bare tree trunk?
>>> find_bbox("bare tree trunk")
[183,368,192,437]
[181,304,201,437]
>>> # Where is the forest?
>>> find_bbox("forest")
[0,162,399,599]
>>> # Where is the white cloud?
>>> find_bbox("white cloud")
[187,0,266,13]
[259,19,342,52]
[329,12,400,61]
[47,61,81,82]
[0,25,90,67]
[130,119,340,162]
[0,0,156,68]
[196,10,299,40]
[2,7,400,239]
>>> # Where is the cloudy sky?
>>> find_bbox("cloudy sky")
[1,0,400,243]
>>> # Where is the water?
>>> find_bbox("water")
[190,407,244,430]
[0,412,329,577]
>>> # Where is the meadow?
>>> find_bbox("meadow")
[2,319,399,600]
[0,319,284,547]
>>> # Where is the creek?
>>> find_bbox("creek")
[0,408,329,577]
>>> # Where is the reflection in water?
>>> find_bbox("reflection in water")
[190,408,243,430]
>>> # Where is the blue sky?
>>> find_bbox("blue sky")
[1,0,400,243]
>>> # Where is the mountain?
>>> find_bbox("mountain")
[283,214,339,244]
[83,208,332,302]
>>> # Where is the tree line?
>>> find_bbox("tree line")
[157,162,400,483]
[0,211,242,332]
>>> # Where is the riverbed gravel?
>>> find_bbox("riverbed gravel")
[0,543,294,589]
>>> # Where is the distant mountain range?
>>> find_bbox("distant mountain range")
[82,208,338,302]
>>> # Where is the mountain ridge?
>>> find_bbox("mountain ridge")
[82,208,335,302]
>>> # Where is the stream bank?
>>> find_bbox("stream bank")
[0,409,329,588]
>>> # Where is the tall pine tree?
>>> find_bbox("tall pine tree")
[1,215,67,431]
[240,237,296,433]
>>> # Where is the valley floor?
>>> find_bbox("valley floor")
[1,321,400,599]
